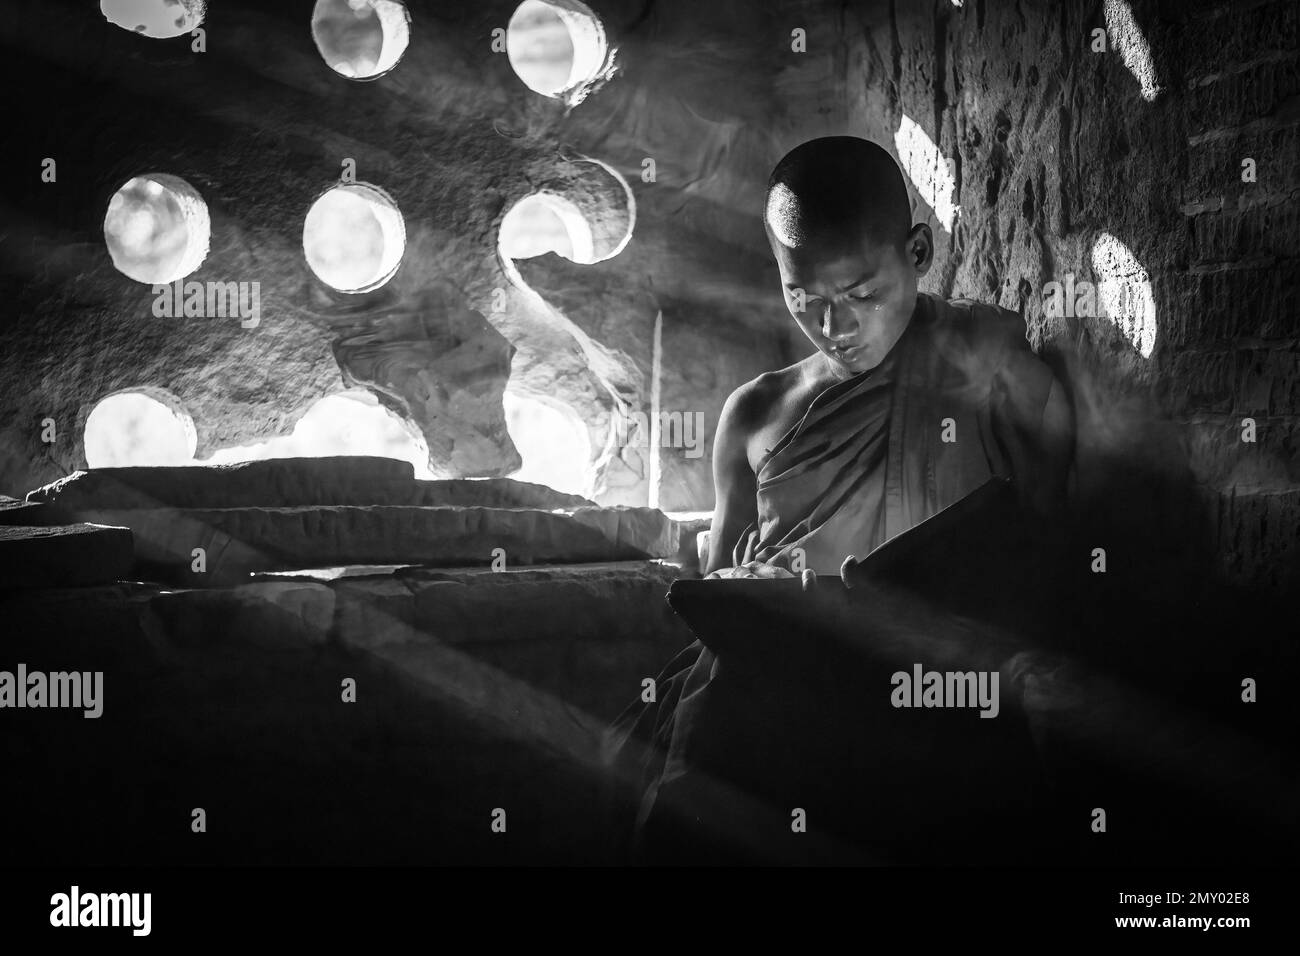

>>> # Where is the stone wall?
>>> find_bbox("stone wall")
[0,0,811,510]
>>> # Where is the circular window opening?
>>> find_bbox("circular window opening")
[84,391,197,468]
[100,0,205,38]
[303,182,406,293]
[104,173,210,284]
[504,391,592,496]
[500,193,595,263]
[311,0,411,80]
[506,0,608,100]
[499,160,635,266]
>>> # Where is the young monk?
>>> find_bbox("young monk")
[604,135,1075,863]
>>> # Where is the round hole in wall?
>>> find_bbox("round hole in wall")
[100,0,205,38]
[504,391,592,496]
[311,0,411,80]
[84,390,198,468]
[500,193,594,263]
[104,173,210,284]
[303,182,406,293]
[499,158,635,266]
[506,0,608,100]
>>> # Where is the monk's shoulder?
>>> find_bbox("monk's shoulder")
[925,293,1032,362]
[722,361,813,457]
[737,360,808,410]
[923,294,1058,405]
[723,365,789,431]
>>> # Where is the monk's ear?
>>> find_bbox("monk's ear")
[906,223,934,276]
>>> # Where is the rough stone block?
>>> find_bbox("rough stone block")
[144,581,336,651]
[0,523,134,589]
[1216,489,1300,590]
[27,457,414,512]
[78,504,679,584]
[331,562,690,721]
[27,461,595,515]
[0,495,46,526]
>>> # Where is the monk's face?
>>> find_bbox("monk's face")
[774,223,933,377]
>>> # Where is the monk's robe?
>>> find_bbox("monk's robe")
[602,292,1071,865]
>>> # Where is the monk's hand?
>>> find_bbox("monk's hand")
[705,561,796,580]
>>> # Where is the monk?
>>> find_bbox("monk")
[604,136,1075,864]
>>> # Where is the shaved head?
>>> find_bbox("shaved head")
[764,136,912,250]
[763,136,933,380]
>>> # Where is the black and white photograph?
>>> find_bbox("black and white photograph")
[0,0,1295,939]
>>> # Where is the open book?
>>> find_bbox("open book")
[665,477,1040,656]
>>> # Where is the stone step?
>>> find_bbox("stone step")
[0,523,134,589]
[141,561,689,722]
[77,505,678,584]
[0,495,47,526]
[27,457,411,512]
[27,458,592,513]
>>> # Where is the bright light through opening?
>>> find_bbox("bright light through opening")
[504,391,592,496]
[104,174,210,284]
[1104,0,1161,102]
[85,390,435,475]
[506,0,608,101]
[200,391,434,476]
[84,391,198,468]
[499,193,595,263]
[311,0,411,80]
[100,0,205,38]
[303,183,406,292]
[1091,231,1157,359]
[894,114,959,232]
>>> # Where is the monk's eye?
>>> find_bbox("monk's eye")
[849,290,876,301]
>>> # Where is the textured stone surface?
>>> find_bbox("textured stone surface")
[816,0,1300,590]
[0,495,46,526]
[80,503,678,583]
[331,561,689,722]
[28,457,413,511]
[0,523,134,588]
[27,458,593,512]
[330,284,519,478]
[0,0,800,504]
[146,580,337,651]
[0,559,693,864]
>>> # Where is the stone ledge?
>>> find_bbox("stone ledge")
[26,459,595,513]
[0,496,46,526]
[70,505,677,585]
[0,523,134,589]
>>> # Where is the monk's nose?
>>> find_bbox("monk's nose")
[822,303,859,341]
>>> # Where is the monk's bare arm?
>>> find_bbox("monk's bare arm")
[991,350,1075,518]
[704,384,760,575]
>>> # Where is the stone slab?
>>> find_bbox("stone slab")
[0,523,134,589]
